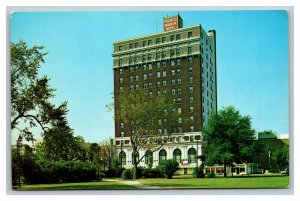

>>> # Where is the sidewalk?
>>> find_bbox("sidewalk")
[103,178,160,190]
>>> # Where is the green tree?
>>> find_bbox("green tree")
[90,143,102,180]
[11,41,68,142]
[110,90,180,179]
[203,106,256,177]
[272,144,289,171]
[157,159,179,179]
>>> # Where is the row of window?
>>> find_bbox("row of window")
[120,73,193,83]
[118,54,193,66]
[118,31,194,51]
[118,147,197,165]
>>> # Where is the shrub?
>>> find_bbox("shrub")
[157,159,179,179]
[22,160,97,184]
[131,167,143,179]
[121,169,132,180]
[142,168,163,178]
[207,172,216,178]
[193,167,205,178]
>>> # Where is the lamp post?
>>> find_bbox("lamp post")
[17,135,22,188]
[268,150,271,173]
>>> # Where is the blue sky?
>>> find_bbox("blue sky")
[10,10,288,143]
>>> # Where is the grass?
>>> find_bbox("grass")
[138,175,290,189]
[13,181,137,190]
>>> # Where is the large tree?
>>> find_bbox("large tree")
[11,41,67,142]
[272,144,289,172]
[112,90,180,179]
[203,106,256,177]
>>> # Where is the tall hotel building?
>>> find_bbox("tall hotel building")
[112,15,217,173]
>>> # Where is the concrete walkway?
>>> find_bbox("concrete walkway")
[103,178,160,189]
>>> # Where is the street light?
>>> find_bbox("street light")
[268,150,271,173]
[17,135,22,188]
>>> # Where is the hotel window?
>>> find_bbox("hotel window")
[148,82,153,88]
[189,86,193,93]
[129,43,133,49]
[189,106,194,113]
[120,131,124,137]
[171,89,176,95]
[163,80,167,86]
[162,61,166,67]
[178,127,183,133]
[148,40,152,46]
[148,54,152,61]
[188,76,193,83]
[143,83,147,89]
[143,74,147,80]
[134,56,137,63]
[118,46,123,51]
[171,79,175,85]
[178,108,182,114]
[188,31,193,38]
[190,116,194,122]
[134,42,138,48]
[177,88,181,95]
[188,46,192,54]
[176,68,181,74]
[119,77,123,83]
[177,98,182,104]
[162,89,167,95]
[171,59,175,66]
[177,78,181,85]
[130,76,134,82]
[156,52,160,59]
[157,71,161,78]
[170,49,175,57]
[149,63,153,70]
[176,48,180,55]
[135,84,139,90]
[162,71,167,77]
[170,35,175,42]
[157,81,161,87]
[143,41,147,47]
[156,38,160,44]
[119,86,123,91]
[188,66,193,72]
[171,69,175,76]
[157,90,161,96]
[189,96,194,103]
[176,58,181,65]
[119,59,122,66]
[156,62,161,68]
[129,66,134,72]
[162,37,166,43]
[129,85,134,91]
[149,91,153,96]
[162,50,166,58]
[143,64,147,71]
[188,56,193,63]
[135,75,139,81]
[143,54,147,62]
[176,34,180,40]
[119,68,123,74]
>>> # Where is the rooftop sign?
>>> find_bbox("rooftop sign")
[163,15,183,32]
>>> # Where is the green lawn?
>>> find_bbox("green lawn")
[13,181,137,190]
[138,175,289,189]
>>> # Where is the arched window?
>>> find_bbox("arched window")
[145,150,153,165]
[188,148,196,163]
[173,148,182,163]
[159,149,167,164]
[132,151,139,163]
[119,151,126,166]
